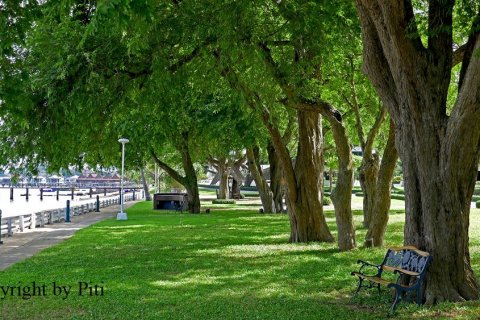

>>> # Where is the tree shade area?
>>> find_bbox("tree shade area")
[1,0,480,313]
[0,202,480,319]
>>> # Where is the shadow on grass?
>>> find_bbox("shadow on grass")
[1,202,478,320]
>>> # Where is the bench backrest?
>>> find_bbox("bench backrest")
[382,246,431,275]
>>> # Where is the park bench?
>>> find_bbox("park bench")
[351,245,432,313]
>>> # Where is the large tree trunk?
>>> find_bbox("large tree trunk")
[217,158,228,199]
[288,110,334,242]
[151,133,200,214]
[320,106,356,251]
[215,51,333,243]
[359,154,379,228]
[364,121,398,247]
[140,167,152,201]
[179,136,200,213]
[246,146,275,213]
[356,0,480,302]
[267,140,285,213]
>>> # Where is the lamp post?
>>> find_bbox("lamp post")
[117,138,129,220]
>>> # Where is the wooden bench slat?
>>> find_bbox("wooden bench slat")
[382,265,420,276]
[351,272,412,288]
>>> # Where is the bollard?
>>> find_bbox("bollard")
[26,187,29,201]
[65,200,71,222]
[119,188,122,204]
[96,195,100,212]
[56,189,59,201]
[104,188,107,196]
[10,187,13,201]
[90,188,93,198]
[40,188,43,201]
[133,189,136,201]
[0,209,3,245]
[71,188,74,200]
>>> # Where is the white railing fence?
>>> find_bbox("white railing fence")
[0,193,141,238]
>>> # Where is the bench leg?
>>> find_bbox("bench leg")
[354,278,364,296]
[416,287,422,306]
[390,289,402,314]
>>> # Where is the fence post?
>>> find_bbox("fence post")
[7,218,13,236]
[19,215,24,232]
[65,200,71,222]
[96,195,100,212]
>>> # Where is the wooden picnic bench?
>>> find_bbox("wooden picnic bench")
[351,245,432,313]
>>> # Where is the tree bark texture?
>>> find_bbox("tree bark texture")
[288,110,334,243]
[209,157,228,199]
[318,105,356,251]
[140,167,152,201]
[179,136,201,213]
[356,0,480,302]
[357,108,386,228]
[267,140,286,213]
[359,153,379,228]
[218,159,228,199]
[246,147,276,213]
[364,120,398,247]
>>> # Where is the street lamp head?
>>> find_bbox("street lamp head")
[118,138,129,144]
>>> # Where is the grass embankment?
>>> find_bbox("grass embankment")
[1,200,480,319]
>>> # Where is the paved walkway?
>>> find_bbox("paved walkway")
[0,202,138,271]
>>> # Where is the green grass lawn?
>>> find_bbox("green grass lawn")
[1,201,480,319]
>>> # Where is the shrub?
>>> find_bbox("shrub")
[323,196,332,206]
[392,176,402,184]
[212,199,236,204]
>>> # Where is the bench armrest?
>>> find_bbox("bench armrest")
[356,259,381,275]
[393,269,420,277]
[357,259,380,269]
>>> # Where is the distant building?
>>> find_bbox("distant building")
[47,175,64,184]
[64,175,79,184]
[77,173,121,186]
[0,174,11,185]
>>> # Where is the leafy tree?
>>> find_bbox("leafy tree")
[356,0,480,302]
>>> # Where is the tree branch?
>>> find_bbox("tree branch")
[150,149,186,185]
[363,105,387,158]
[427,0,454,61]
[459,8,480,90]
[169,37,215,73]
[453,43,468,67]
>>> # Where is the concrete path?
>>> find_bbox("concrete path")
[0,202,138,271]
